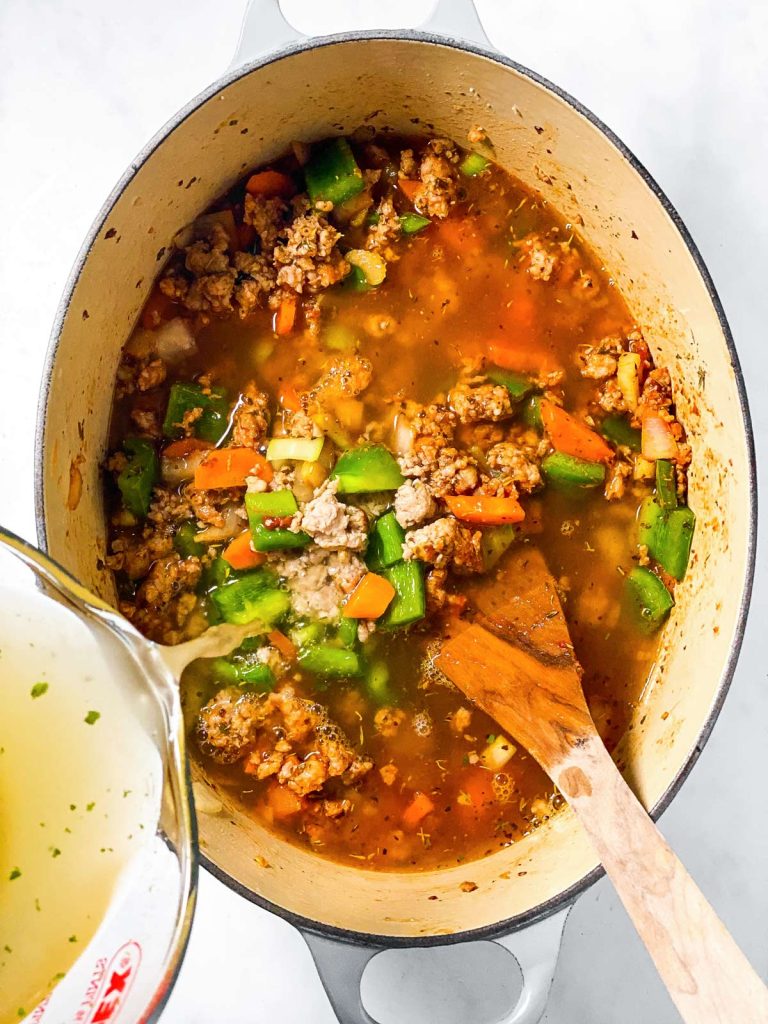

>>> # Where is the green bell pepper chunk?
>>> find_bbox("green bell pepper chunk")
[625,566,674,632]
[655,459,678,511]
[521,394,543,430]
[400,213,431,235]
[162,382,230,443]
[305,138,365,207]
[173,520,205,558]
[365,660,393,705]
[486,366,534,402]
[366,511,405,570]
[117,438,158,518]
[208,656,241,686]
[334,615,360,650]
[460,152,490,177]
[200,555,232,593]
[245,490,311,552]
[209,570,289,626]
[298,644,363,677]
[380,561,426,629]
[343,264,372,293]
[289,622,326,648]
[601,414,642,452]
[235,661,276,692]
[331,445,404,494]
[657,507,696,580]
[542,452,605,489]
[637,496,664,551]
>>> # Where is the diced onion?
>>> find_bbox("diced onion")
[480,734,517,771]
[641,414,678,460]
[155,317,197,365]
[160,450,208,486]
[393,414,415,455]
[617,352,641,411]
[194,508,244,544]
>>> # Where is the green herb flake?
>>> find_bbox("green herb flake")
[34,898,42,912]
[86,802,95,812]
[68,935,78,943]
[50,847,61,858]
[30,682,49,699]
[84,710,101,725]
[9,868,21,881]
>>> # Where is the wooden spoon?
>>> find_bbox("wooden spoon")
[436,547,768,1023]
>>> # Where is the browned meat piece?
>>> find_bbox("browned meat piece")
[407,401,457,444]
[450,707,473,734]
[597,377,628,414]
[467,125,490,147]
[285,409,319,438]
[637,367,674,419]
[292,479,368,551]
[323,799,352,819]
[517,233,560,281]
[106,510,177,578]
[605,459,632,501]
[365,196,402,258]
[136,357,167,392]
[273,211,349,294]
[485,442,542,493]
[399,443,480,498]
[243,194,290,252]
[399,149,418,179]
[123,553,202,644]
[116,352,169,398]
[186,485,242,528]
[374,707,406,737]
[394,479,437,529]
[231,382,270,446]
[312,355,373,399]
[270,546,366,621]
[379,763,398,786]
[147,488,194,528]
[403,517,483,575]
[197,688,270,764]
[425,566,450,614]
[408,138,461,219]
[576,336,623,380]
[232,252,277,317]
[129,407,161,437]
[448,381,513,423]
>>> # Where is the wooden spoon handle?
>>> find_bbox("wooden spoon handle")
[557,736,768,1023]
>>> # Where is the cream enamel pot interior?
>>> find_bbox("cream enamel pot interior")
[35,1,756,1021]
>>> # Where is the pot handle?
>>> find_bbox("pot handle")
[301,906,570,1024]
[230,0,493,69]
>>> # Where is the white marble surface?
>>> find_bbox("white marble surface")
[2,1,767,1020]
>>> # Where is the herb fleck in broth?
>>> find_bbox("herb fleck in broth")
[107,132,691,870]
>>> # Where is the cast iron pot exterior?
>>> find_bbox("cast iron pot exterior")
[35,3,756,1020]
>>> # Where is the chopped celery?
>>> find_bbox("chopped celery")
[173,520,205,558]
[343,264,372,292]
[235,662,276,692]
[305,138,365,207]
[245,489,311,551]
[460,152,490,177]
[208,657,241,686]
[331,444,404,493]
[400,213,431,234]
[266,437,324,463]
[481,524,519,570]
[658,507,696,580]
[365,660,393,705]
[542,452,605,489]
[625,567,674,632]
[346,249,387,286]
[486,366,533,402]
[289,622,326,648]
[298,644,363,677]
[381,561,426,629]
[601,414,641,452]
[655,460,678,511]
[366,512,405,570]
[209,647,276,693]
[209,570,289,626]
[162,382,230,443]
[200,555,232,593]
[117,438,158,517]
[521,394,543,430]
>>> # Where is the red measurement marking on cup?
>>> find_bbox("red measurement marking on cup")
[85,941,142,1023]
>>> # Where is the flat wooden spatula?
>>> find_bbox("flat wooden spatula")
[436,548,768,1023]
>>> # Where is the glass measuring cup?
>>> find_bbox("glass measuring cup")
[0,527,197,1024]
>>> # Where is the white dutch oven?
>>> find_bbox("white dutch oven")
[35,2,756,1020]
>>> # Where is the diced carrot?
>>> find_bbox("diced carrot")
[162,437,213,458]
[486,339,558,374]
[398,178,422,202]
[540,400,613,463]
[265,782,303,819]
[402,791,435,829]
[435,217,483,258]
[343,572,396,619]
[274,294,298,336]
[193,447,273,490]
[223,531,267,570]
[641,413,678,460]
[141,286,178,330]
[457,768,495,816]
[245,170,297,199]
[278,383,302,412]
[238,221,256,250]
[444,494,525,526]
[268,629,297,662]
